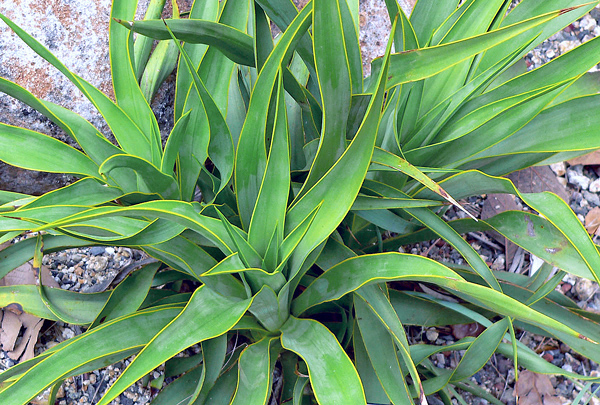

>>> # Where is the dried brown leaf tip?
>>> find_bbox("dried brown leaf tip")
[559,6,579,16]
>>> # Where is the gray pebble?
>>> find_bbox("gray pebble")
[89,246,106,256]
[584,190,600,206]
[88,256,108,272]
[55,252,68,264]
[121,397,134,405]
[567,168,591,190]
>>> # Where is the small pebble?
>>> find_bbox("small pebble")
[426,328,439,342]
[584,190,600,207]
[590,178,600,193]
[89,246,105,256]
[88,256,108,272]
[575,278,597,301]
[62,328,75,340]
[567,168,591,189]
[550,162,566,176]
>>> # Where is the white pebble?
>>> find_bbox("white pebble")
[550,162,566,176]
[589,178,600,192]
[567,169,591,189]
[62,328,75,339]
[580,14,597,31]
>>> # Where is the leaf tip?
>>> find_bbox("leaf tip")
[559,6,578,15]
[580,334,598,344]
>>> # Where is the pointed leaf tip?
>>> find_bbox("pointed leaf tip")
[559,6,579,15]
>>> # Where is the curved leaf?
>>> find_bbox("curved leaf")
[118,18,255,66]
[230,338,276,405]
[292,253,591,341]
[280,316,366,405]
[96,286,251,404]
[0,307,181,405]
[100,154,180,199]
[0,124,100,178]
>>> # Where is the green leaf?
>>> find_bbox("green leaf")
[230,338,277,405]
[161,110,192,175]
[0,12,156,163]
[144,236,246,299]
[371,148,474,218]
[0,124,100,179]
[419,0,506,114]
[248,72,290,256]
[0,77,126,179]
[476,0,597,74]
[89,262,160,329]
[0,285,108,324]
[139,37,179,102]
[0,306,181,405]
[173,0,219,120]
[350,195,441,210]
[35,201,234,254]
[280,316,367,405]
[99,154,180,199]
[21,178,122,210]
[235,4,313,229]
[132,0,166,80]
[165,12,238,201]
[215,209,262,269]
[471,94,600,159]
[110,0,162,161]
[297,0,353,197]
[409,0,457,46]
[284,11,395,280]
[118,18,255,67]
[150,364,204,405]
[292,253,589,340]
[97,286,251,404]
[192,335,228,404]
[353,322,390,405]
[355,293,413,405]
[385,8,573,89]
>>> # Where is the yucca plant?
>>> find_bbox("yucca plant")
[2,0,600,404]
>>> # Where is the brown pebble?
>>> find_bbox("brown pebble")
[561,283,572,293]
[542,353,554,362]
[89,374,97,384]
[56,385,65,398]
[560,343,570,353]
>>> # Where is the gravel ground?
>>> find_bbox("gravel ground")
[3,4,600,405]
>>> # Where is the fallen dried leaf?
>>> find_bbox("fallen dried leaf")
[508,166,570,203]
[481,193,520,270]
[0,254,59,362]
[567,150,600,166]
[0,311,21,351]
[514,371,562,405]
[585,207,600,235]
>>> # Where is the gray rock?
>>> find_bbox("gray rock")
[88,256,108,272]
[89,246,105,256]
[584,190,600,207]
[567,168,591,190]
